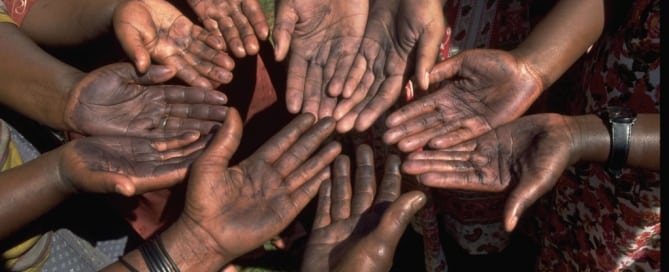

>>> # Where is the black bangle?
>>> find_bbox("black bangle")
[139,234,180,272]
[118,256,139,272]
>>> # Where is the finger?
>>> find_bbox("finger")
[382,110,446,145]
[429,55,463,83]
[414,20,445,91]
[324,40,358,97]
[290,167,331,220]
[151,130,201,151]
[350,144,376,215]
[161,118,226,135]
[161,55,213,88]
[184,40,235,83]
[219,15,247,58]
[284,141,342,191]
[253,113,316,162]
[167,104,229,121]
[312,178,333,229]
[428,118,493,149]
[402,154,475,173]
[354,76,404,132]
[230,8,260,55]
[196,107,243,168]
[302,51,328,117]
[113,4,153,73]
[341,55,369,98]
[144,134,211,161]
[274,117,336,176]
[163,87,228,105]
[285,56,309,113]
[374,154,401,204]
[331,155,352,220]
[133,64,177,85]
[242,0,269,40]
[193,24,225,50]
[333,68,374,121]
[369,191,426,250]
[384,96,437,129]
[416,171,502,192]
[272,2,297,61]
[133,149,205,193]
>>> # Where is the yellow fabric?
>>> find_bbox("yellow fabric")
[1,120,48,272]
[0,4,17,25]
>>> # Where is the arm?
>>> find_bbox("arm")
[402,112,660,231]
[0,131,205,239]
[19,0,122,46]
[0,22,84,130]
[511,0,605,88]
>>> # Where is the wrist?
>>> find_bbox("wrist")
[159,217,230,271]
[566,114,610,164]
[61,70,87,133]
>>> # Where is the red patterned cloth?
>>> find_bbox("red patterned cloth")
[529,0,661,270]
[1,0,35,25]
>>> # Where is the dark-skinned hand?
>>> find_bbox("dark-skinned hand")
[302,144,427,272]
[114,0,234,88]
[273,0,368,119]
[64,63,229,138]
[59,130,209,197]
[402,113,574,232]
[333,0,445,133]
[186,0,269,58]
[383,49,544,152]
[171,108,342,262]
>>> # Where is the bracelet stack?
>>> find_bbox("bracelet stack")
[139,233,180,272]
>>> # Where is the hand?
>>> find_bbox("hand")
[64,63,229,138]
[333,0,445,133]
[186,0,269,58]
[174,108,342,262]
[59,130,208,196]
[114,0,234,88]
[383,49,543,152]
[402,113,574,232]
[302,145,427,271]
[273,0,368,119]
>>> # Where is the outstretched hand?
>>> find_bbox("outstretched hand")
[65,63,229,138]
[302,145,427,271]
[114,0,234,88]
[333,0,445,133]
[173,108,342,262]
[384,49,543,152]
[272,0,368,119]
[186,0,269,58]
[402,113,574,231]
[59,130,208,196]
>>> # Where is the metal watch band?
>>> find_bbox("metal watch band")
[607,116,634,178]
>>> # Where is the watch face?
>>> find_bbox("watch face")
[607,106,637,123]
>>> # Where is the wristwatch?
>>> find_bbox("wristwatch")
[600,106,637,178]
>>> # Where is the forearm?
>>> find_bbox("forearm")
[511,0,605,89]
[0,148,72,239]
[570,113,660,171]
[19,0,123,46]
[0,23,83,130]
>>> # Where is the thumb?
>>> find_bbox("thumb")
[428,51,463,84]
[198,107,243,169]
[371,191,426,246]
[503,172,562,232]
[414,23,446,91]
[113,3,154,73]
[272,2,298,61]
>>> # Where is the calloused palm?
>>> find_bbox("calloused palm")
[402,113,574,231]
[114,0,234,88]
[175,108,342,260]
[64,63,229,138]
[383,49,544,152]
[333,0,445,133]
[272,0,368,119]
[302,145,426,271]
[186,0,269,58]
[60,130,209,196]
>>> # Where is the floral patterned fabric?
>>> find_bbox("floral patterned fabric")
[530,0,661,270]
